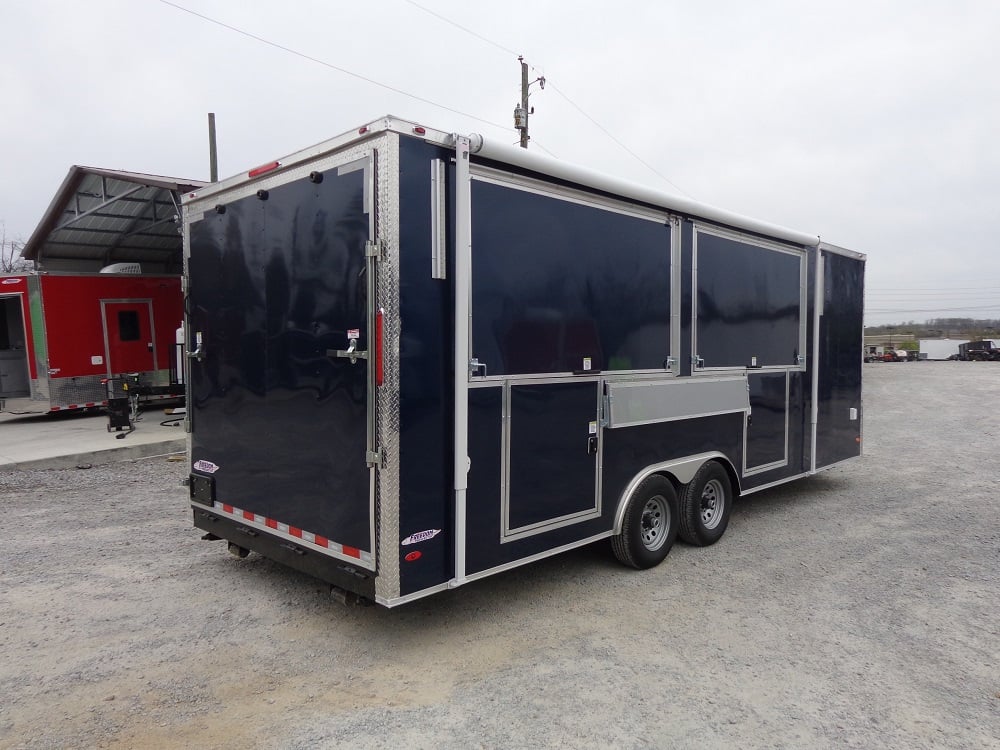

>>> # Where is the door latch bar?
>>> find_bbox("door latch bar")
[328,338,368,364]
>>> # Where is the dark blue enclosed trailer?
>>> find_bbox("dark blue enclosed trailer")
[183,116,864,607]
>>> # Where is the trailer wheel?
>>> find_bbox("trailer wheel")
[678,460,732,546]
[612,475,679,569]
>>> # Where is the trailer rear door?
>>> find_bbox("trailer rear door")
[187,157,376,568]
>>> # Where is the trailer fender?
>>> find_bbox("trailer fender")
[612,452,741,535]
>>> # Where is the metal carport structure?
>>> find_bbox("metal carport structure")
[21,167,205,273]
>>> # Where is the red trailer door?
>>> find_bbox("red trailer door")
[102,300,156,375]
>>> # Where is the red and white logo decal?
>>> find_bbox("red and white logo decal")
[401,529,441,546]
[1,278,22,285]
[193,459,220,474]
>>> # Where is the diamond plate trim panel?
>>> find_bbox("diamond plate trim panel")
[48,376,107,407]
[374,135,402,602]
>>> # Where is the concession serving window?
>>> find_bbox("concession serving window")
[692,225,807,371]
[469,175,673,377]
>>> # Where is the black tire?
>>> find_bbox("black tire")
[678,460,733,546]
[611,474,679,569]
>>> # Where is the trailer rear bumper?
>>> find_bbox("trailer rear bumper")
[192,506,376,602]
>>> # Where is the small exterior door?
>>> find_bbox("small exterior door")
[102,300,155,375]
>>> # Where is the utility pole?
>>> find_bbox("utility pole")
[513,56,544,149]
[208,113,219,183]
[518,57,529,148]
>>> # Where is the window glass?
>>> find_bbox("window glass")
[118,310,141,342]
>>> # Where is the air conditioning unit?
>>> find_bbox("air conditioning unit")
[99,262,142,274]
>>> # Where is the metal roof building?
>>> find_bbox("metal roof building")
[21,166,205,273]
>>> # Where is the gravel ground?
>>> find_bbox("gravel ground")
[1,362,998,749]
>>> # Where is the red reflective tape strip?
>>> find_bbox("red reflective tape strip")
[214,506,362,557]
[375,308,384,386]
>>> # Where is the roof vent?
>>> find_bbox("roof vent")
[99,262,142,274]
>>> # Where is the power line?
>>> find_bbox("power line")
[157,0,511,133]
[868,283,1000,291]
[543,81,691,197]
[868,286,1000,294]
[401,0,691,195]
[866,304,1000,314]
[403,0,519,57]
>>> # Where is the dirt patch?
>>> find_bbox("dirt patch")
[1,362,998,748]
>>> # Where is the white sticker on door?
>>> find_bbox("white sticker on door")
[401,529,441,546]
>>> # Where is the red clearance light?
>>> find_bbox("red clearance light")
[248,161,281,178]
[375,308,385,386]
[404,551,422,562]
[413,126,426,135]
[358,125,369,134]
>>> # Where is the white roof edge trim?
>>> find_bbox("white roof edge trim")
[180,113,849,253]
[468,133,820,248]
[184,115,458,208]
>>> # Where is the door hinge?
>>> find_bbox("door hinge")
[365,240,384,261]
[366,449,384,468]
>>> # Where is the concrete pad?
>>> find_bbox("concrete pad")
[0,406,186,471]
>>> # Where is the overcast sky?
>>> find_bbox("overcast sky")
[2,0,998,326]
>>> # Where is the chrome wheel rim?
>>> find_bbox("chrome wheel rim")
[640,495,670,551]
[700,478,725,530]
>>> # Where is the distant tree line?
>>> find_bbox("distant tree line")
[866,319,1000,340]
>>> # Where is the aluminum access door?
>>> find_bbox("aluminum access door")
[187,158,376,567]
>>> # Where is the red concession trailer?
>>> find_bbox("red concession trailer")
[0,272,183,412]
[1,166,203,412]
